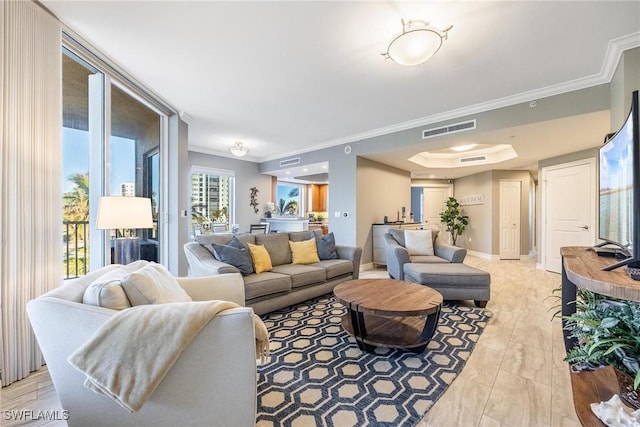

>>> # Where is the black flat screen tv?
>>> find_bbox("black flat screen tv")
[598,90,640,271]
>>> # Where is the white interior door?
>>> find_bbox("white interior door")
[423,186,452,240]
[542,160,596,273]
[499,180,521,259]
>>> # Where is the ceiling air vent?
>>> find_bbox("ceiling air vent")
[422,119,476,139]
[459,154,487,164]
[279,157,300,167]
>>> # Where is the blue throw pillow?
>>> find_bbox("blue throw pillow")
[211,237,254,276]
[315,232,338,260]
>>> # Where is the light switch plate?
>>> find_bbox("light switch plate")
[334,211,341,218]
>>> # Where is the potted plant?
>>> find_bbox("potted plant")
[439,197,469,246]
[563,288,640,400]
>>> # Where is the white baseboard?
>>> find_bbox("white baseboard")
[536,263,545,270]
[466,250,498,260]
[360,262,376,271]
[467,250,536,261]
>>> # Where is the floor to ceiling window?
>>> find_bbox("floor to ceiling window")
[62,41,168,277]
[62,51,100,278]
[110,84,161,262]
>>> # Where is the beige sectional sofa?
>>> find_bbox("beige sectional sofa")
[184,231,362,315]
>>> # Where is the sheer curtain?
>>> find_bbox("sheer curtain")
[1,1,62,386]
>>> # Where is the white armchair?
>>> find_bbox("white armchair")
[27,266,257,427]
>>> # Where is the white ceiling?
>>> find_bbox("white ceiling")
[43,1,640,179]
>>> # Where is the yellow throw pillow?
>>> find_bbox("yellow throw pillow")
[289,238,320,265]
[247,243,273,274]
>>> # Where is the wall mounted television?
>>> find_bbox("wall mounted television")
[597,90,640,271]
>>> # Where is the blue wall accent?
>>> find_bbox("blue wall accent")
[411,187,423,223]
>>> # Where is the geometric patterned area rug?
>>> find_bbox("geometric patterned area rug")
[256,294,488,427]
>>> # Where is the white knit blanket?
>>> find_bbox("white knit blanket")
[68,300,269,413]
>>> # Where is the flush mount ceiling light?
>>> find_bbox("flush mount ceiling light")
[229,141,249,157]
[382,19,452,66]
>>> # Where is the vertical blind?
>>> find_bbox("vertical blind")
[1,1,62,386]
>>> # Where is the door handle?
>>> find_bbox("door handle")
[579,225,589,230]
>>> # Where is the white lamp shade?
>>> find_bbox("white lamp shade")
[96,196,154,229]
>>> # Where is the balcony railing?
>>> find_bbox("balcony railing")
[63,220,159,279]
[64,220,89,279]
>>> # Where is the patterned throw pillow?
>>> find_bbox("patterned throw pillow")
[315,232,338,260]
[289,238,321,264]
[247,243,273,274]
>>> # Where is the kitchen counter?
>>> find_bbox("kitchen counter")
[372,222,422,226]
[263,218,309,232]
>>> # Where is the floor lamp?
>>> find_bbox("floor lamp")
[96,196,154,265]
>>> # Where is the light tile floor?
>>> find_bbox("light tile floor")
[1,256,579,426]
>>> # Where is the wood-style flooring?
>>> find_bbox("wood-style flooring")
[1,256,579,426]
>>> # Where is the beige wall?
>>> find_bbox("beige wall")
[452,170,533,256]
[356,157,411,264]
[453,171,493,254]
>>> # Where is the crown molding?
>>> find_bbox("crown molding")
[261,32,640,163]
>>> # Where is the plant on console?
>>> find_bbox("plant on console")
[564,288,640,391]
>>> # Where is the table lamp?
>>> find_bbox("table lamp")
[96,196,154,264]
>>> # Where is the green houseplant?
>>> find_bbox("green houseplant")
[439,197,469,246]
[563,288,640,391]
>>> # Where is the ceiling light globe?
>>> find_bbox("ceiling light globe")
[388,29,442,66]
[229,141,249,157]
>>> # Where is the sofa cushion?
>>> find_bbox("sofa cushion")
[271,264,326,288]
[122,262,192,305]
[315,232,338,260]
[403,263,490,287]
[404,229,434,256]
[211,238,254,276]
[197,233,256,252]
[255,233,291,266]
[243,272,291,300]
[247,243,273,274]
[289,238,320,264]
[410,255,450,264]
[288,230,317,242]
[82,260,149,310]
[315,259,353,279]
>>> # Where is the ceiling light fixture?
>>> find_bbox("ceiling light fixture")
[382,19,452,66]
[450,144,477,152]
[229,141,249,157]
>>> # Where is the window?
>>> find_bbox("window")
[62,51,100,278]
[62,41,168,278]
[191,168,235,236]
[276,182,305,217]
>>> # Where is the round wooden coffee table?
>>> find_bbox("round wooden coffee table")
[333,278,443,353]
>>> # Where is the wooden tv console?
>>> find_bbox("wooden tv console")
[560,246,640,426]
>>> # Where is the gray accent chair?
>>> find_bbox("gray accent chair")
[383,228,466,280]
[27,267,257,427]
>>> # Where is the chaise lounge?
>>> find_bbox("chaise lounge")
[384,228,490,307]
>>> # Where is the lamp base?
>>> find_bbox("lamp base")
[114,237,141,265]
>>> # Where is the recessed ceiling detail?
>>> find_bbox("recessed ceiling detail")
[422,120,477,139]
[408,144,518,169]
